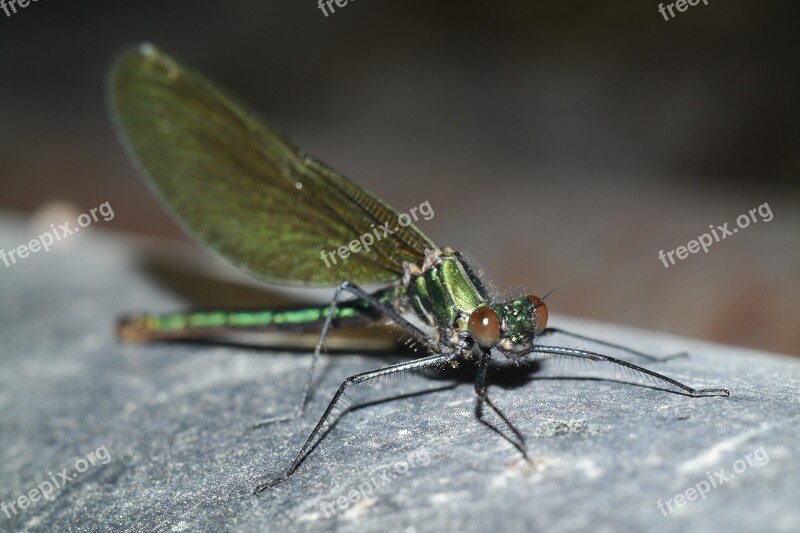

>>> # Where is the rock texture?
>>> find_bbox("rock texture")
[1,216,798,532]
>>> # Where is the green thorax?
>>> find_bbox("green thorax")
[407,250,488,329]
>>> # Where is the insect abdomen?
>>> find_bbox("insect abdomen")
[117,301,375,343]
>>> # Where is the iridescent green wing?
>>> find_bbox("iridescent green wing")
[109,44,435,286]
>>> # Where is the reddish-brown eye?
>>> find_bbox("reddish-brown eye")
[527,295,549,333]
[468,306,501,348]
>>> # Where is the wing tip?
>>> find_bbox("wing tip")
[109,42,175,82]
[138,42,159,57]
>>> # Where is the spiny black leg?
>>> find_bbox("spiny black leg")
[474,349,529,459]
[253,352,452,494]
[538,327,687,362]
[252,281,436,428]
[337,281,437,351]
[524,345,730,397]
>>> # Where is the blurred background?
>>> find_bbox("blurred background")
[1,0,798,355]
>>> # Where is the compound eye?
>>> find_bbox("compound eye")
[527,295,549,333]
[468,306,500,348]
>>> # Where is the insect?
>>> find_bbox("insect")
[109,43,730,495]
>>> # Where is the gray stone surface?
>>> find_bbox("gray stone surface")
[1,215,798,533]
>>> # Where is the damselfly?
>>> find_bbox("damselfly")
[108,44,730,494]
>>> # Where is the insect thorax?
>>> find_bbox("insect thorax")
[404,249,488,331]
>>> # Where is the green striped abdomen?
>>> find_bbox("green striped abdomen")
[118,295,388,343]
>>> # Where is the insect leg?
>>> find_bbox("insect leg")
[525,345,730,397]
[337,281,438,351]
[474,349,529,459]
[538,327,687,362]
[253,352,452,494]
[252,281,436,428]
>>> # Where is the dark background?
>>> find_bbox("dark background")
[1,0,798,354]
